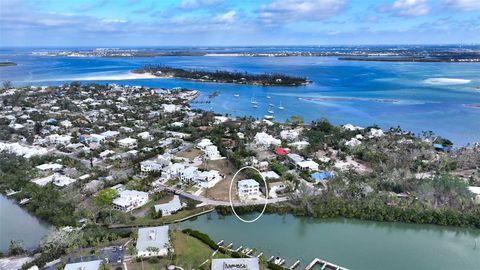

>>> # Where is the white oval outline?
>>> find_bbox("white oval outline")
[228,166,268,223]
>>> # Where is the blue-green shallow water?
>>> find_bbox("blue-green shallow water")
[0,195,51,252]
[1,50,479,144]
[179,212,480,270]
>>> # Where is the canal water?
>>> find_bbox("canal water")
[179,212,480,270]
[0,195,51,252]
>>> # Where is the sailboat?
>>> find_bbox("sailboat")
[251,97,258,105]
[278,101,285,110]
[267,104,274,114]
[234,93,240,97]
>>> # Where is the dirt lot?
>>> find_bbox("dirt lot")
[176,148,202,159]
[202,159,247,201]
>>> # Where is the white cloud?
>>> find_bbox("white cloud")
[214,10,237,24]
[258,0,348,24]
[378,0,430,17]
[443,0,480,11]
[179,0,224,9]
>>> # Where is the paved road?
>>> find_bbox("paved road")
[155,182,288,206]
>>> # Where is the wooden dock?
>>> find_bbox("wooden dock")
[289,260,300,269]
[305,258,349,270]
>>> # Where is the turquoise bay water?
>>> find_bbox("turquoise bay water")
[0,50,479,144]
[180,212,480,270]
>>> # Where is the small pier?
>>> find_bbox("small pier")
[305,258,349,270]
[289,260,300,269]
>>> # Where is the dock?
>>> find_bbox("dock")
[305,258,349,270]
[289,260,300,269]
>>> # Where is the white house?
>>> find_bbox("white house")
[162,163,185,179]
[180,166,199,184]
[136,226,171,257]
[238,179,260,199]
[280,129,299,141]
[118,137,137,148]
[195,170,222,188]
[138,131,153,141]
[261,171,280,180]
[197,138,213,150]
[64,260,102,270]
[140,160,162,173]
[297,160,319,171]
[46,134,72,145]
[204,145,223,160]
[112,189,149,212]
[154,195,183,216]
[36,163,63,172]
[60,120,72,128]
[254,132,281,147]
[368,128,384,138]
[162,104,180,113]
[469,186,480,204]
[101,130,120,139]
[345,138,362,147]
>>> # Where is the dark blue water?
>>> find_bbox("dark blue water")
[1,48,479,144]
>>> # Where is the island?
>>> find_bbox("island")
[132,65,310,86]
[0,62,17,67]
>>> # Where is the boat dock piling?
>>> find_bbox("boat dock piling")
[305,258,349,270]
[289,260,300,269]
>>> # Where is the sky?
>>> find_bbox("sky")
[0,0,479,47]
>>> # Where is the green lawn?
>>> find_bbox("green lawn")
[128,206,214,226]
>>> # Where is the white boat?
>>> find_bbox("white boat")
[234,93,240,97]
[251,97,258,105]
[264,115,274,120]
[278,101,284,110]
[252,104,258,108]
[267,104,274,114]
[267,96,271,99]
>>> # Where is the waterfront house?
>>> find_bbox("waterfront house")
[211,258,259,270]
[238,179,260,199]
[136,226,171,257]
[154,195,184,216]
[64,260,102,270]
